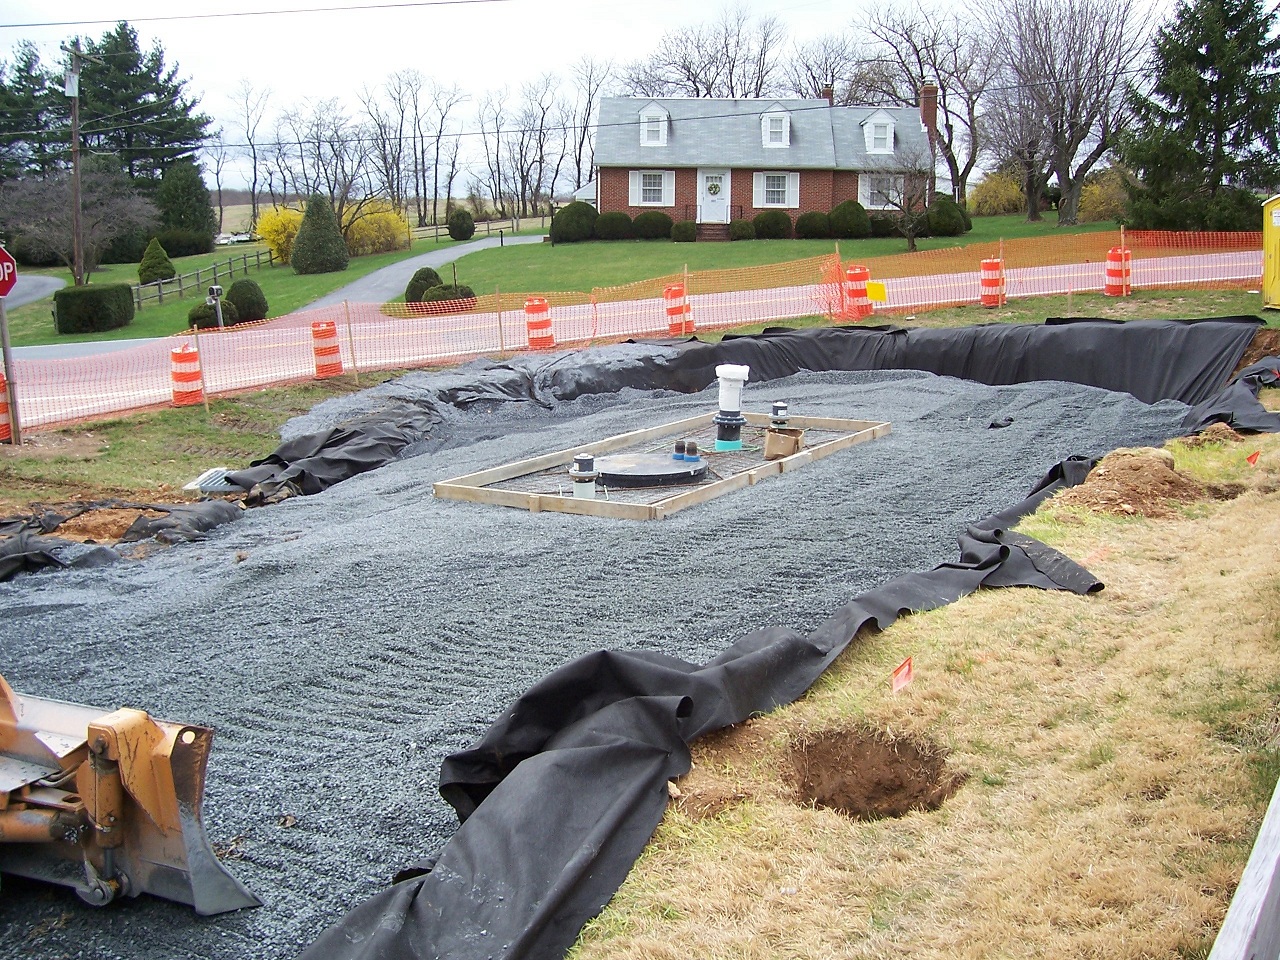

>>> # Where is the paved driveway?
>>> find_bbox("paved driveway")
[306,233,546,310]
[5,274,65,308]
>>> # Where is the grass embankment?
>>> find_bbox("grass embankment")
[570,421,1280,960]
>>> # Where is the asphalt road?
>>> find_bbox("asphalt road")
[4,274,65,309]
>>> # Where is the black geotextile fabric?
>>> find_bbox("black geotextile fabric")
[234,319,1270,506]
[299,461,1103,960]
[0,500,243,582]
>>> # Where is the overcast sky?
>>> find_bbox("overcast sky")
[0,1,858,131]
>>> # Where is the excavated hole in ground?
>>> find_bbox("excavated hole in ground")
[788,725,968,820]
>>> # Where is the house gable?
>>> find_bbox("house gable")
[759,102,791,149]
[860,109,897,155]
[638,102,670,148]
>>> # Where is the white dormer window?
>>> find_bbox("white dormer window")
[761,110,790,148]
[639,105,669,147]
[863,110,896,154]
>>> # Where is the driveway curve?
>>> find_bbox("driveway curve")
[6,274,65,309]
[306,233,546,310]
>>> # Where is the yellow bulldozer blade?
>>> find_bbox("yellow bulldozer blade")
[0,674,259,915]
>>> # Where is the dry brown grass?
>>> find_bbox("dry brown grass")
[572,406,1280,960]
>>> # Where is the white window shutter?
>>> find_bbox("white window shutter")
[753,172,764,207]
[662,171,675,206]
[628,171,640,206]
[782,116,791,146]
[760,114,769,147]
[787,172,799,208]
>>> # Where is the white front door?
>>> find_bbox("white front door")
[698,169,730,224]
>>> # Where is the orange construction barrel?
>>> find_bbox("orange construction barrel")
[844,265,873,320]
[1104,246,1132,296]
[525,297,554,350]
[170,343,204,407]
[980,258,1005,308]
[311,320,343,378]
[664,283,693,336]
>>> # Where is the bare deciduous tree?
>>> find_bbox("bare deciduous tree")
[567,56,610,191]
[982,80,1052,221]
[361,73,413,215]
[859,4,999,205]
[0,165,157,278]
[620,5,787,98]
[862,141,935,251]
[994,0,1150,223]
[204,127,229,231]
[231,80,269,227]
[270,99,377,236]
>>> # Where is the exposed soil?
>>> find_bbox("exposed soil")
[52,507,169,543]
[789,726,967,820]
[1050,447,1239,518]
[1176,422,1245,447]
[1237,327,1280,372]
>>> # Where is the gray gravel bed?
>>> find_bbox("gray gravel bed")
[0,370,1189,960]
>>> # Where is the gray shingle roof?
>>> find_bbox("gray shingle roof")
[595,97,930,171]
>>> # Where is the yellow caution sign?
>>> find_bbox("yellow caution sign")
[865,280,888,303]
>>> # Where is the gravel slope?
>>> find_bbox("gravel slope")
[0,369,1190,960]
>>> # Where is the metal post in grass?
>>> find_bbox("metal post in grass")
[343,300,360,387]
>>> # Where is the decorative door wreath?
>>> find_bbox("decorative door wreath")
[707,182,721,195]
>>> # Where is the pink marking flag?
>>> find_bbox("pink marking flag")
[891,656,914,693]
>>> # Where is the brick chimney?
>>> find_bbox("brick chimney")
[919,81,939,140]
[820,84,835,106]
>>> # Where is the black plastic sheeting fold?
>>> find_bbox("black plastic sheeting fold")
[229,318,1271,505]
[0,500,243,582]
[300,464,1102,960]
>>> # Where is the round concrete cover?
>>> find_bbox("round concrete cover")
[594,452,709,487]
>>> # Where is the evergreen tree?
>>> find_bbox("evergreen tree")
[156,159,216,234]
[1121,0,1280,227]
[138,236,175,284]
[76,23,211,184]
[0,42,61,182]
[290,194,349,275]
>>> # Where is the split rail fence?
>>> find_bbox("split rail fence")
[7,229,1263,434]
[132,248,278,309]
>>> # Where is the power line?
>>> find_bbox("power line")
[0,0,519,30]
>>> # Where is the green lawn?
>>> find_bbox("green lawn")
[454,213,1117,293]
[5,214,1124,346]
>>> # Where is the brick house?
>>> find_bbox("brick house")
[592,87,938,238]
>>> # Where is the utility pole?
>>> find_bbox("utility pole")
[61,40,103,288]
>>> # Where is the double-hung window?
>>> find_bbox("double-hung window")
[641,172,664,204]
[764,173,788,206]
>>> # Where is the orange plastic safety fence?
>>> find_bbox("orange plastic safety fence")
[11,231,1261,433]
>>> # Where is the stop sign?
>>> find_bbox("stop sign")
[0,246,16,298]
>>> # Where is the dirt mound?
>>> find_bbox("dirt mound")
[1051,447,1214,518]
[1176,422,1245,447]
[788,726,966,820]
[54,507,168,543]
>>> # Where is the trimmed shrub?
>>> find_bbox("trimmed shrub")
[447,208,475,241]
[829,200,871,239]
[632,211,674,240]
[257,206,304,265]
[53,284,134,335]
[408,283,478,314]
[226,278,268,322]
[155,228,214,258]
[291,194,350,274]
[753,209,793,239]
[794,210,831,239]
[868,214,898,237]
[593,211,634,240]
[187,298,241,330]
[550,201,598,243]
[926,196,967,237]
[969,172,1024,216]
[405,266,444,303]
[729,218,756,241]
[137,238,175,285]
[344,201,411,256]
[671,219,696,242]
